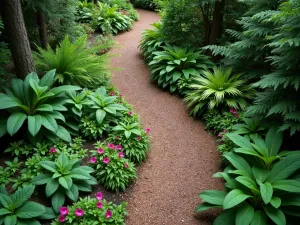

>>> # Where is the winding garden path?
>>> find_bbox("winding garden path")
[110,9,222,225]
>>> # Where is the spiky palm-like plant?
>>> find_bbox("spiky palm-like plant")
[184,67,254,116]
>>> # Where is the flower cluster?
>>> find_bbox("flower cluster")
[229,108,239,118]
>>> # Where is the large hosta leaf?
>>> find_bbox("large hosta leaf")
[7,112,27,136]
[15,202,46,218]
[236,203,254,225]
[223,189,251,209]
[28,115,42,136]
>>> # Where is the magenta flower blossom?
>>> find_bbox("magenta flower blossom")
[128,111,133,116]
[96,202,103,209]
[97,148,104,154]
[124,163,129,168]
[218,133,223,138]
[116,144,122,150]
[58,215,66,222]
[89,157,97,164]
[116,136,119,140]
[223,129,227,133]
[229,108,236,113]
[105,210,113,219]
[103,157,110,164]
[145,128,151,133]
[234,112,239,118]
[107,143,115,149]
[75,208,84,217]
[137,136,141,141]
[109,92,115,96]
[59,207,69,215]
[96,192,103,200]
[49,148,57,153]
[118,152,124,158]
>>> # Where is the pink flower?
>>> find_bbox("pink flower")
[137,136,141,141]
[223,129,227,133]
[49,148,57,153]
[109,92,115,96]
[96,202,103,209]
[96,192,103,200]
[118,152,124,158]
[59,207,69,215]
[145,128,151,133]
[107,143,115,149]
[234,113,239,118]
[119,93,123,97]
[128,111,133,116]
[124,163,128,168]
[116,136,119,140]
[58,215,66,222]
[97,148,104,154]
[218,133,223,138]
[103,157,110,164]
[116,144,122,150]
[75,208,84,217]
[105,210,112,219]
[89,157,97,164]
[229,108,236,113]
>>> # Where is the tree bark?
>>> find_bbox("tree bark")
[209,0,225,45]
[0,0,35,78]
[94,0,97,4]
[36,11,48,49]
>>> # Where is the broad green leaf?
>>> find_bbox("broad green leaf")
[65,184,79,201]
[265,128,283,156]
[213,209,236,225]
[236,176,258,191]
[51,85,81,96]
[227,133,253,149]
[35,104,53,112]
[7,113,27,136]
[41,114,58,132]
[58,177,70,189]
[195,202,221,212]
[224,152,253,179]
[270,197,281,208]
[199,190,226,206]
[15,202,45,218]
[172,71,182,82]
[0,208,11,216]
[51,190,65,213]
[236,203,254,225]
[4,215,16,225]
[166,65,175,72]
[253,167,269,183]
[260,182,273,204]
[0,193,13,208]
[40,161,58,173]
[272,179,300,192]
[96,109,106,124]
[264,206,286,225]
[250,210,268,225]
[11,185,35,208]
[28,115,42,136]
[32,173,52,185]
[267,154,300,182]
[125,130,131,139]
[39,69,55,87]
[0,93,23,109]
[46,179,59,197]
[223,189,251,209]
[37,207,56,220]
[29,79,48,97]
[55,125,71,142]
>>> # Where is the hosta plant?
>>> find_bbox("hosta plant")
[91,3,133,35]
[184,67,254,116]
[90,142,137,191]
[76,0,94,23]
[32,153,97,213]
[34,35,111,88]
[149,45,213,93]
[51,195,127,225]
[0,185,56,225]
[0,70,80,143]
[112,122,141,139]
[139,22,166,62]
[196,128,300,225]
[106,130,150,163]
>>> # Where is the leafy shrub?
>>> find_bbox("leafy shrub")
[91,142,137,191]
[51,196,128,225]
[34,35,111,88]
[0,70,80,143]
[134,0,157,10]
[184,67,254,116]
[75,23,95,38]
[76,0,94,23]
[196,128,300,225]
[103,0,139,21]
[106,129,150,163]
[91,3,133,35]
[32,153,97,213]
[94,35,116,54]
[79,116,111,140]
[0,185,55,224]
[0,41,12,88]
[149,45,213,93]
[139,22,166,62]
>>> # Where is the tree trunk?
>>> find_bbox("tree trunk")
[94,0,97,4]
[36,11,48,49]
[209,0,225,45]
[200,3,211,46]
[0,0,35,79]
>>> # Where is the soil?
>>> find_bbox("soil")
[109,9,224,225]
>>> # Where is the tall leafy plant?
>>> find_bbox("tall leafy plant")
[0,70,80,142]
[196,128,300,225]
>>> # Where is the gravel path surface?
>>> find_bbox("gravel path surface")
[110,9,223,225]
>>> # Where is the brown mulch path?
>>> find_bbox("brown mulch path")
[110,9,223,225]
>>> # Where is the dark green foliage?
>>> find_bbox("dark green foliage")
[103,0,139,21]
[134,0,157,10]
[0,70,80,143]
[0,185,56,224]
[0,42,12,89]
[149,45,213,93]
[197,128,300,224]
[32,153,97,213]
[34,35,111,88]
[51,196,128,225]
